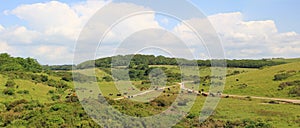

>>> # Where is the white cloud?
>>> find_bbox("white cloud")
[2,0,300,64]
[10,1,82,40]
[0,26,40,44]
[72,0,111,24]
[33,45,73,64]
[172,12,300,59]
[0,25,4,32]
[2,1,162,64]
[0,41,15,54]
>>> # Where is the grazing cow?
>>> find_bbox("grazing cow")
[167,88,170,91]
[209,93,215,97]
[123,92,128,95]
[117,94,122,96]
[109,94,113,96]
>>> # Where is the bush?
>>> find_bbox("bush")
[0,103,6,112]
[48,90,55,94]
[289,86,300,97]
[17,90,29,94]
[7,99,28,110]
[273,72,295,81]
[51,95,60,101]
[41,75,48,82]
[3,88,15,95]
[103,76,113,82]
[5,79,16,88]
[186,113,197,119]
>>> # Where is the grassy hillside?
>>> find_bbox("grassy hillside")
[0,54,300,127]
[185,97,300,128]
[224,62,300,99]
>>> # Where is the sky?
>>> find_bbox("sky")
[0,0,299,65]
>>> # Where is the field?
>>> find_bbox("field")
[224,62,300,99]
[0,54,300,127]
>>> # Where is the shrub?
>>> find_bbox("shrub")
[5,79,16,88]
[186,113,197,119]
[103,76,113,82]
[48,90,55,94]
[41,75,48,82]
[289,86,300,97]
[0,103,6,112]
[7,99,28,110]
[17,90,29,94]
[3,88,15,95]
[51,95,60,101]
[273,72,295,81]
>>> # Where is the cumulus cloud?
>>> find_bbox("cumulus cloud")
[1,0,162,64]
[0,25,4,32]
[0,41,15,54]
[0,26,40,44]
[33,45,73,64]
[10,1,82,41]
[173,12,300,59]
[1,0,300,64]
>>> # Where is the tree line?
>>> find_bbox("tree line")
[0,53,42,72]
[76,54,286,69]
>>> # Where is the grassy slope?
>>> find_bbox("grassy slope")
[224,62,300,99]
[189,96,300,128]
[270,58,300,63]
[0,75,56,103]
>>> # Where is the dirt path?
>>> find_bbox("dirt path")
[114,82,300,104]
[113,84,178,100]
[221,94,300,104]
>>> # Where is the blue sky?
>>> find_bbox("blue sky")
[0,0,299,64]
[192,0,300,33]
[1,0,299,33]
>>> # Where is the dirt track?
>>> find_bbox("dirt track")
[114,83,300,104]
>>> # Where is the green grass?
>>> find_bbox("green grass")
[224,62,300,99]
[189,96,300,128]
[270,58,300,63]
[150,65,257,77]
[0,79,55,103]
